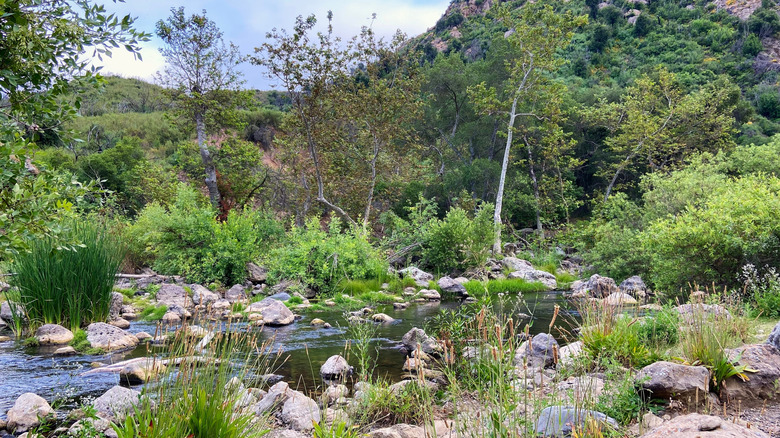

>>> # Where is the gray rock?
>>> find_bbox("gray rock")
[225,284,248,303]
[68,417,112,437]
[674,303,731,324]
[585,274,617,298]
[1,301,20,321]
[721,343,780,406]
[437,276,468,297]
[255,381,292,416]
[268,292,291,302]
[638,413,769,438]
[191,284,219,306]
[367,424,426,438]
[557,341,584,368]
[507,269,557,290]
[109,292,124,320]
[92,386,142,421]
[637,361,710,405]
[535,406,618,437]
[54,346,76,356]
[266,430,310,438]
[246,263,268,284]
[769,320,780,351]
[372,313,395,323]
[619,275,647,298]
[418,289,441,301]
[6,393,54,432]
[321,384,349,406]
[281,391,320,432]
[35,324,73,345]
[604,292,638,306]
[109,318,130,329]
[245,298,295,326]
[501,257,533,272]
[0,316,6,329]
[155,284,193,308]
[162,311,181,323]
[398,267,433,286]
[86,322,139,352]
[320,355,354,382]
[166,304,191,318]
[516,333,559,368]
[401,327,440,356]
[120,359,166,385]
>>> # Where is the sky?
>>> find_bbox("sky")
[93,0,450,90]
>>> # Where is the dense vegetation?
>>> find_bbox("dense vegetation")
[5,0,780,308]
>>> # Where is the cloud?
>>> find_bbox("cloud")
[91,0,449,88]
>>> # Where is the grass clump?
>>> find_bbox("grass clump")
[113,327,273,438]
[462,278,547,298]
[355,291,400,304]
[579,301,661,369]
[139,305,167,321]
[7,220,124,333]
[348,379,436,427]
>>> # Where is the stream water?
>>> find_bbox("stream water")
[0,291,575,416]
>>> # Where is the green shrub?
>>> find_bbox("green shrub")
[125,184,283,285]
[266,217,387,294]
[8,220,124,332]
[743,33,763,57]
[635,306,681,348]
[422,204,495,273]
[596,361,648,425]
[579,302,660,368]
[739,264,780,318]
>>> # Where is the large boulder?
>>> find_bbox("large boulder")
[320,355,354,382]
[246,263,268,284]
[191,284,220,306]
[155,284,193,309]
[501,257,533,272]
[86,322,139,352]
[92,386,142,421]
[508,269,557,290]
[398,267,433,287]
[638,413,769,438]
[535,406,618,437]
[109,292,124,320]
[437,276,468,297]
[721,343,780,406]
[401,327,441,356]
[280,391,320,432]
[619,275,648,298]
[34,324,73,345]
[516,333,559,368]
[636,361,710,405]
[245,298,295,326]
[225,284,248,303]
[6,393,54,432]
[584,274,617,298]
[766,320,780,351]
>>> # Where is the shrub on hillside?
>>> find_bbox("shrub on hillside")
[266,218,387,294]
[125,185,283,285]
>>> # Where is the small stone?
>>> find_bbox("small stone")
[109,318,130,329]
[418,289,441,301]
[311,318,326,326]
[393,302,410,310]
[0,335,11,341]
[135,332,152,341]
[372,313,395,323]
[54,346,76,356]
[162,311,180,323]
[321,355,354,382]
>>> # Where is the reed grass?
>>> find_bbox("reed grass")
[8,220,124,333]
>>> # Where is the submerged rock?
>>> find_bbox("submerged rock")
[401,327,440,355]
[535,406,618,437]
[35,324,73,345]
[372,313,395,323]
[6,393,54,432]
[53,346,76,356]
[86,323,139,352]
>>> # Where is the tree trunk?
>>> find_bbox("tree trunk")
[493,96,519,255]
[196,111,221,210]
[525,136,544,239]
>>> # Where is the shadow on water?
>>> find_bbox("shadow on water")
[0,290,577,416]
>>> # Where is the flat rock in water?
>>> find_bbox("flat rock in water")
[320,355,353,381]
[245,298,295,325]
[120,359,166,385]
[86,323,139,352]
[6,393,53,433]
[155,284,193,308]
[535,406,618,437]
[35,324,73,345]
[418,289,441,301]
[639,413,769,438]
[92,386,142,421]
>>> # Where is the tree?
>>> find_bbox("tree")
[155,7,248,211]
[0,0,147,256]
[253,13,422,226]
[584,68,737,202]
[468,3,586,253]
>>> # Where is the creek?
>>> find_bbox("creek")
[0,290,575,416]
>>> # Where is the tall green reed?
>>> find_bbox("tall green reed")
[8,220,124,333]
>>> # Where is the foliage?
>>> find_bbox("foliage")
[348,379,436,427]
[312,421,361,438]
[739,264,780,318]
[422,204,495,272]
[266,218,387,294]
[345,316,380,382]
[462,278,548,298]
[125,185,283,284]
[635,306,681,348]
[7,220,123,332]
[139,305,168,321]
[595,362,647,426]
[579,301,660,369]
